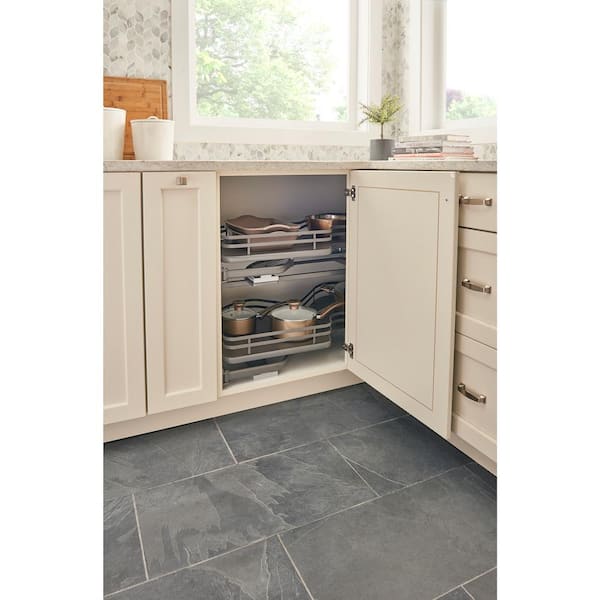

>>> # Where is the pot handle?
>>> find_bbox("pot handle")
[316,300,345,320]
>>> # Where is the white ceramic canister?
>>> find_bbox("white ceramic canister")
[130,116,175,160]
[103,107,126,160]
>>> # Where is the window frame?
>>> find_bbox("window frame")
[172,0,382,146]
[408,0,497,143]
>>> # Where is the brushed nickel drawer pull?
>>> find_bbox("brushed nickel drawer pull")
[457,383,486,404]
[461,278,492,294]
[176,176,188,186]
[459,195,493,207]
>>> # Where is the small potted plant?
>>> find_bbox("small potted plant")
[360,94,403,160]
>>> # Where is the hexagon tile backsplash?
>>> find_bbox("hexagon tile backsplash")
[103,0,171,82]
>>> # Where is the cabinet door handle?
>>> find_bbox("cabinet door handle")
[457,383,487,404]
[461,278,492,294]
[459,195,493,207]
[176,176,188,186]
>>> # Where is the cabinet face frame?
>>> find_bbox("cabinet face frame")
[143,171,220,414]
[103,173,146,424]
[345,169,458,437]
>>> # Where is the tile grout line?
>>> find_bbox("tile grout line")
[326,439,380,497]
[430,584,463,600]
[213,418,239,464]
[277,534,316,600]
[460,565,497,587]
[131,493,149,581]
[461,586,476,600]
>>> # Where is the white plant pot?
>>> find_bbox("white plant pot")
[131,116,174,160]
[103,107,126,160]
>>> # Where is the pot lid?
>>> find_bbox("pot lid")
[222,301,257,320]
[271,300,316,321]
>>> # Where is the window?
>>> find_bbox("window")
[409,0,497,141]
[172,0,382,145]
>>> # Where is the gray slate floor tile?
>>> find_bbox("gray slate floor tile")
[280,466,497,600]
[216,383,406,461]
[466,462,497,497]
[109,537,310,600]
[104,495,146,595]
[329,417,470,494]
[135,440,374,578]
[437,589,472,600]
[104,420,235,499]
[465,568,497,600]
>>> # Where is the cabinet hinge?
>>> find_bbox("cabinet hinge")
[344,186,357,201]
[343,342,354,358]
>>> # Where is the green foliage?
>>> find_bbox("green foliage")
[195,0,335,121]
[359,94,403,138]
[446,95,496,120]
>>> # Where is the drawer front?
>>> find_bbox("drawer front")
[452,334,497,461]
[456,228,497,348]
[458,173,497,232]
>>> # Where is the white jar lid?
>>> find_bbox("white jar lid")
[130,116,173,124]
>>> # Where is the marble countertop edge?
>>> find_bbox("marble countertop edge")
[103,159,497,173]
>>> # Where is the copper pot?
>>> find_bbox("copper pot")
[222,301,259,336]
[306,213,346,230]
[267,299,344,340]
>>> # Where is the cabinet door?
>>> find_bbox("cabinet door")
[346,170,458,437]
[104,173,146,424]
[143,172,219,414]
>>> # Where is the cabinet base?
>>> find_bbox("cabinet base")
[104,369,360,442]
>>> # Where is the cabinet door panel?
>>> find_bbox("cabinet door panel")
[104,173,146,424]
[347,170,458,437]
[143,172,219,414]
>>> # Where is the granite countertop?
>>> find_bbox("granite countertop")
[103,159,497,173]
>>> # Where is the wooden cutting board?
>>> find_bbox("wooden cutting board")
[103,76,168,159]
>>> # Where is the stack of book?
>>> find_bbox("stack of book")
[391,134,477,160]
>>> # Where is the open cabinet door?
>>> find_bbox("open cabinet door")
[346,170,458,437]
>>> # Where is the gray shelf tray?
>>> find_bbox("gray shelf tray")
[222,321,332,365]
[221,228,333,263]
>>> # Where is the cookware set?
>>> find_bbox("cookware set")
[222,282,345,339]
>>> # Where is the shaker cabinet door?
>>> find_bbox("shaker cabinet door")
[346,170,458,437]
[143,172,219,414]
[104,173,146,424]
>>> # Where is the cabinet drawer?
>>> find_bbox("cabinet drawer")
[456,228,497,348]
[458,173,497,232]
[452,334,497,461]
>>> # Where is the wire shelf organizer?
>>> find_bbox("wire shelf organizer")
[221,283,346,384]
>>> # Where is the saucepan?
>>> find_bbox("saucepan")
[266,298,345,339]
[306,213,346,230]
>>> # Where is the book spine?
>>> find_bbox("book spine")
[393,147,474,155]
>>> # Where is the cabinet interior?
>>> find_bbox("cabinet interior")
[219,174,348,394]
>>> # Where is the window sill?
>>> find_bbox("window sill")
[174,122,371,146]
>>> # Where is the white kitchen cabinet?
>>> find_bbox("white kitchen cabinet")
[103,173,146,424]
[143,172,219,414]
[346,170,458,437]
